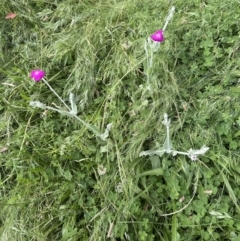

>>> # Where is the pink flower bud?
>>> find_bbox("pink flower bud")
[30,69,45,82]
[150,30,164,42]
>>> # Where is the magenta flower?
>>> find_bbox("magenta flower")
[150,30,164,42]
[30,69,45,82]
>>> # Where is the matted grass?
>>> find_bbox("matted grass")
[1,0,240,240]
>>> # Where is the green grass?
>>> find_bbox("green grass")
[1,0,240,240]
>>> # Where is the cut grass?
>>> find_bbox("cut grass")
[1,0,240,240]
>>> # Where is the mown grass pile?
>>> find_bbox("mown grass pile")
[1,0,240,240]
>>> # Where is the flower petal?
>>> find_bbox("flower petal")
[30,69,45,82]
[150,30,164,42]
[5,13,17,19]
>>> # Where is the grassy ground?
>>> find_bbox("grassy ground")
[1,0,240,240]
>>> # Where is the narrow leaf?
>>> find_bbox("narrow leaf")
[69,93,77,115]
[221,172,240,212]
[139,147,166,157]
[137,168,164,177]
[99,123,112,141]
[150,155,161,169]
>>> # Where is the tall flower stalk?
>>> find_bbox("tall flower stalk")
[29,69,111,141]
[143,6,175,90]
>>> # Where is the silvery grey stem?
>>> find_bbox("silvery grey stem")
[166,124,171,151]
[42,78,71,112]
[73,115,99,134]
[163,6,175,31]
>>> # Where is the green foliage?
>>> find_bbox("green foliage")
[1,0,240,240]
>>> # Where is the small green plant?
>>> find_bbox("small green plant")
[140,113,209,162]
